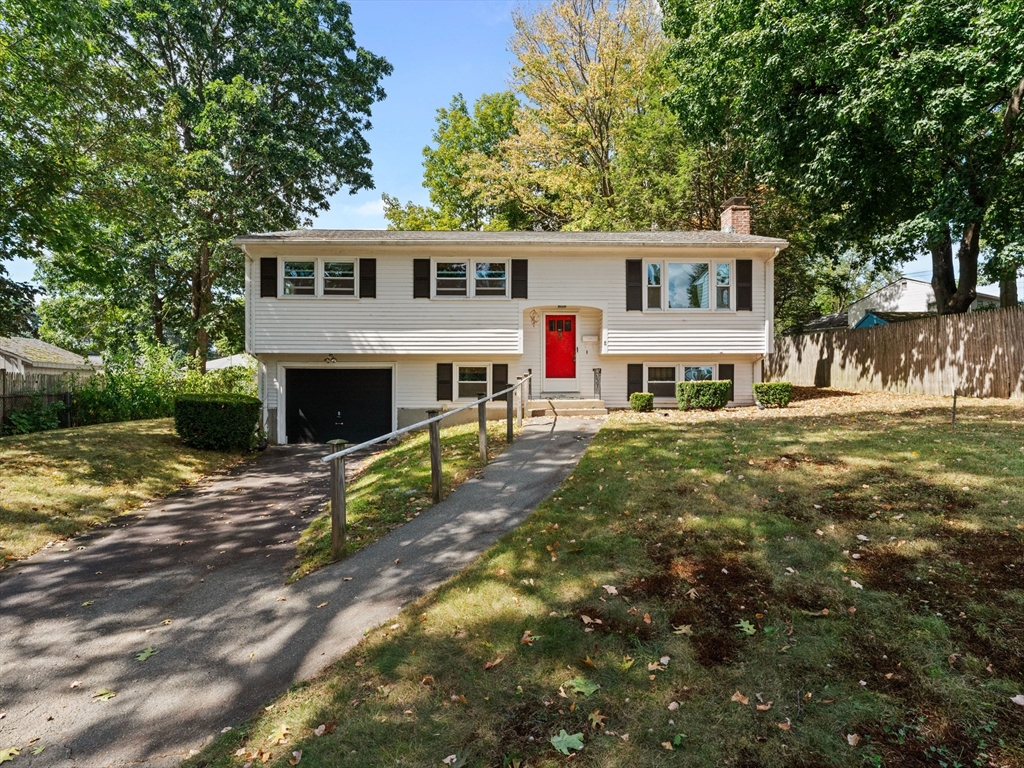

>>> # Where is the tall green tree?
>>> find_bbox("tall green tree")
[99,0,391,365]
[663,0,1024,314]
[384,92,526,231]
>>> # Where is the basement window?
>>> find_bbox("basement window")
[457,365,489,399]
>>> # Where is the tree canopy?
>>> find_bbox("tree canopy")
[662,0,1024,313]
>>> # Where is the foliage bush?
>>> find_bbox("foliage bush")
[677,380,731,411]
[753,382,793,408]
[629,392,654,412]
[7,396,64,435]
[173,394,262,451]
[69,342,257,427]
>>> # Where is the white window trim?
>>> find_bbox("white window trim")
[278,257,360,299]
[431,258,510,299]
[644,362,719,402]
[643,259,735,312]
[454,362,492,401]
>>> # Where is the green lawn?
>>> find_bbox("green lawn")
[0,419,247,563]
[291,420,518,581]
[187,390,1024,768]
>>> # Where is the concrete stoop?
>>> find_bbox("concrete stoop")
[527,398,608,417]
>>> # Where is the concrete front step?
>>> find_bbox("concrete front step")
[527,398,608,417]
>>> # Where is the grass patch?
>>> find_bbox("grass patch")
[291,420,518,581]
[185,391,1024,768]
[0,418,247,564]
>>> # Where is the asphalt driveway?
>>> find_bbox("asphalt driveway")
[0,415,601,767]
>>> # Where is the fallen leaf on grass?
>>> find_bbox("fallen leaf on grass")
[421,676,434,686]
[602,585,618,595]
[643,613,652,624]
[588,710,607,729]
[1010,694,1024,707]
[269,724,290,745]
[849,580,864,590]
[314,724,326,737]
[667,701,679,711]
[647,662,666,672]
[316,602,328,609]
[735,619,756,635]
[483,657,503,670]
[778,720,791,731]
[661,741,674,750]
[730,691,749,706]
[563,676,600,696]
[288,750,302,765]
[32,746,45,756]
[92,688,116,701]
[673,624,693,635]
[135,647,158,662]
[847,734,861,746]
[756,702,773,711]
[550,730,584,755]
[520,631,538,645]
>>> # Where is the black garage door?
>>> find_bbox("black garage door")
[285,368,392,445]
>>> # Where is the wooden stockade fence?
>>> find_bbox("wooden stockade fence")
[767,306,1024,399]
[0,371,73,427]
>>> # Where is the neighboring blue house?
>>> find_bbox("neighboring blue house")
[853,310,935,329]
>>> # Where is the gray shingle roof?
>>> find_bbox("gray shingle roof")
[232,229,788,248]
[0,337,92,369]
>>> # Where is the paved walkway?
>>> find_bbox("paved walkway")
[0,416,601,767]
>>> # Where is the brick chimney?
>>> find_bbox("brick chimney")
[720,196,751,235]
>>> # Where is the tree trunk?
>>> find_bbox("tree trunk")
[931,222,979,315]
[191,241,213,372]
[1000,273,1019,308]
[149,259,164,345]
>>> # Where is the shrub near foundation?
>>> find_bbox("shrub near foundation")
[753,382,793,408]
[173,394,261,450]
[677,380,731,411]
[629,392,654,412]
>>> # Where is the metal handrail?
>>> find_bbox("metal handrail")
[319,373,533,463]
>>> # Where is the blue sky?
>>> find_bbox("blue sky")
[5,0,1012,295]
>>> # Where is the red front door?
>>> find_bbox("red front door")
[545,315,576,379]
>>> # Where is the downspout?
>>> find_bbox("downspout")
[765,247,780,355]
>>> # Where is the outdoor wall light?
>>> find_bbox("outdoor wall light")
[324,354,337,364]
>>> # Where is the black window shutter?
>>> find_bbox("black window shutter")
[626,260,642,311]
[718,363,735,402]
[492,364,509,401]
[413,259,430,298]
[359,258,376,298]
[736,260,753,311]
[437,363,453,401]
[511,259,528,299]
[627,363,643,396]
[260,258,277,298]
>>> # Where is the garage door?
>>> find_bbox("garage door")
[285,368,392,445]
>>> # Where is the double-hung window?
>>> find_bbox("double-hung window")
[434,260,509,297]
[646,366,676,398]
[323,261,356,296]
[283,261,315,295]
[436,262,468,296]
[457,365,489,399]
[644,260,734,311]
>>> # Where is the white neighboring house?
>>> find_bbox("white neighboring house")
[847,277,1000,328]
[0,337,92,377]
[233,201,788,445]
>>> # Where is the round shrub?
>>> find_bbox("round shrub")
[629,392,654,412]
[753,382,793,408]
[173,394,262,451]
[677,380,731,411]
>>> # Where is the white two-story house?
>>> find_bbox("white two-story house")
[233,200,787,445]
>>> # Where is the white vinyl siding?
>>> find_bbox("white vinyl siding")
[248,249,769,358]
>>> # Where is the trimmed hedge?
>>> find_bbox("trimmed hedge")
[173,394,262,451]
[677,380,731,411]
[753,382,793,408]
[629,392,654,412]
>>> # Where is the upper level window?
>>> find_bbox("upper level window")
[716,264,731,309]
[668,263,710,309]
[324,261,355,296]
[475,262,507,296]
[436,262,468,296]
[647,263,662,309]
[283,261,315,295]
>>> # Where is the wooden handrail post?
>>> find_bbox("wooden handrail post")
[326,439,348,559]
[426,410,442,503]
[478,401,488,464]
[516,376,524,426]
[506,386,514,444]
